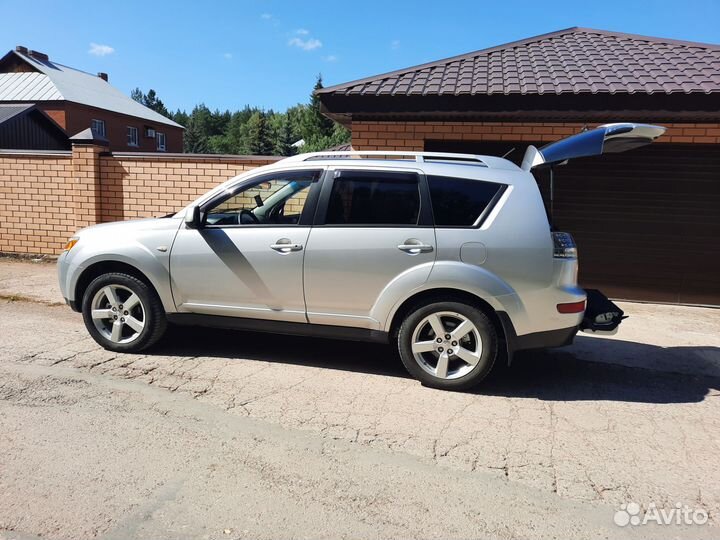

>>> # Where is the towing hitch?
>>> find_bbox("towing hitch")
[580,289,627,335]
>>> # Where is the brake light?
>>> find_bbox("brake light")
[557,300,586,314]
[552,232,577,259]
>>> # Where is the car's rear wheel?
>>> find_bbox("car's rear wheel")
[397,300,498,390]
[81,272,167,352]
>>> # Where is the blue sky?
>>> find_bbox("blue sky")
[2,0,719,112]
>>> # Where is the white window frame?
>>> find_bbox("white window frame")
[127,126,139,147]
[91,119,106,137]
[156,132,166,152]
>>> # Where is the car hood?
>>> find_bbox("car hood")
[76,216,182,238]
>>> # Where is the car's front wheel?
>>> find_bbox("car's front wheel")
[81,272,167,352]
[397,300,498,391]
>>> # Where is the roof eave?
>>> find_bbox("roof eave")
[320,92,720,123]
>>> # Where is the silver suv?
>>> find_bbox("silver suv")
[58,123,664,390]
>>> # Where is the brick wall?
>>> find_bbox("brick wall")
[0,147,279,256]
[351,121,720,150]
[99,154,279,221]
[0,152,75,254]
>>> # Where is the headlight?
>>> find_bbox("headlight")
[63,237,79,252]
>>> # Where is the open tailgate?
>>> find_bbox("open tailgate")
[521,123,666,171]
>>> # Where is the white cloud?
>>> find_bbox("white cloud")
[260,13,272,19]
[295,28,309,35]
[391,39,400,50]
[88,43,115,56]
[223,52,233,60]
[288,37,322,51]
[323,55,338,62]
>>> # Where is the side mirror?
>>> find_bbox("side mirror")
[184,205,202,229]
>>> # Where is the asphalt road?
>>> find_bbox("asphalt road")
[1,298,719,539]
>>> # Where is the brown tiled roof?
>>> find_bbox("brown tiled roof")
[319,28,720,98]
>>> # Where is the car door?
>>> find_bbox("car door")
[170,168,323,323]
[303,168,436,329]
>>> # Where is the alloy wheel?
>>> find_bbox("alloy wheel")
[410,311,482,380]
[90,284,146,344]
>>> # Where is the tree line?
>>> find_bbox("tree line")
[131,76,349,156]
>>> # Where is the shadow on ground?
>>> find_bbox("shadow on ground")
[151,326,720,405]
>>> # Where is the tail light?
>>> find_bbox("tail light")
[552,232,577,259]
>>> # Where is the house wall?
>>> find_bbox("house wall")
[0,146,278,255]
[38,103,66,130]
[64,103,184,153]
[351,121,720,150]
[31,102,183,152]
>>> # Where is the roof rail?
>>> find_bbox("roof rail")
[279,150,488,166]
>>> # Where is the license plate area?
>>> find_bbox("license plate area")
[580,289,626,335]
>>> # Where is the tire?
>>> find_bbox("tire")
[81,272,167,353]
[397,300,498,391]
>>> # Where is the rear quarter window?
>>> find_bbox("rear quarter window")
[427,175,504,227]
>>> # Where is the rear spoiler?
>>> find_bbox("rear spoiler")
[521,123,666,171]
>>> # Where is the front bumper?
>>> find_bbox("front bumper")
[57,250,83,311]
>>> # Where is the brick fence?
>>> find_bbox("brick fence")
[0,140,279,256]
[351,121,720,150]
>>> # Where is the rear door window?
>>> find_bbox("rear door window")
[325,170,420,226]
[427,175,504,227]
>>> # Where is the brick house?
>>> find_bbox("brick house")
[0,46,183,152]
[318,28,720,305]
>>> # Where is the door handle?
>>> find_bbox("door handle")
[270,239,303,253]
[397,242,433,254]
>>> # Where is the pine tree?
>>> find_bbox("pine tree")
[172,110,189,127]
[274,116,296,156]
[142,89,171,118]
[301,75,335,143]
[246,112,272,155]
[183,116,208,154]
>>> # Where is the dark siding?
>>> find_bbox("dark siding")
[425,140,720,306]
[0,110,69,150]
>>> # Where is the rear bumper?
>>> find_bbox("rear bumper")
[497,311,577,354]
[497,288,625,360]
[515,325,578,350]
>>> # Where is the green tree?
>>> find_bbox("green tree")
[302,123,351,152]
[139,76,347,155]
[274,115,296,156]
[130,88,171,119]
[245,112,272,155]
[183,115,208,153]
[143,89,170,118]
[172,109,189,127]
[301,75,335,143]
